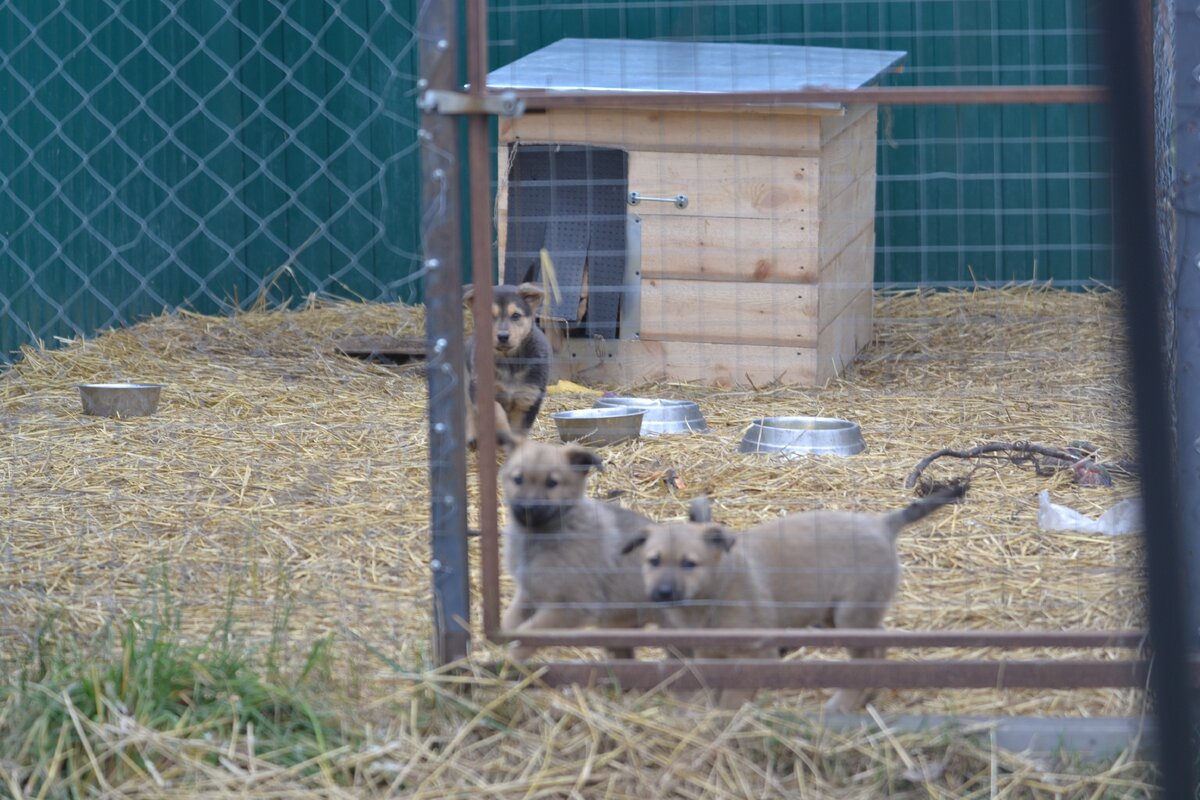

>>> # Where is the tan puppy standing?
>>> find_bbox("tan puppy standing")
[500,439,656,660]
[622,485,967,711]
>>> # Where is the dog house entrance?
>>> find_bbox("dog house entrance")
[502,144,633,341]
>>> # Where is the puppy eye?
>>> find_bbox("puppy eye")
[680,558,698,570]
[510,312,521,321]
[512,474,523,486]
[545,477,558,489]
[647,555,661,568]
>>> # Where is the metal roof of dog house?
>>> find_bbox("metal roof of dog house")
[487,38,906,109]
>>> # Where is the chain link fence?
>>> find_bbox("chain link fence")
[1,0,447,683]
[0,0,1194,795]
[1,0,424,364]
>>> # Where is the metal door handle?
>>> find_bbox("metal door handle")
[627,192,688,209]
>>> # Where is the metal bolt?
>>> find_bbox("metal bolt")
[426,258,440,270]
[431,559,443,572]
[434,337,448,353]
[433,168,445,180]
[417,78,428,90]
[418,129,432,141]
[434,422,446,433]
[436,39,448,51]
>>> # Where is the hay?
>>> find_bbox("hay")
[4,661,1158,797]
[1,287,1144,726]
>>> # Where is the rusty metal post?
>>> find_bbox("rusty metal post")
[465,0,502,638]
[418,0,470,665]
[1104,1,1198,796]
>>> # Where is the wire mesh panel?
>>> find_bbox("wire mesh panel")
[0,0,443,699]
[0,0,1190,796]
[472,0,1154,722]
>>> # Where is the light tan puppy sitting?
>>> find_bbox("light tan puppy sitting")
[500,439,656,661]
[622,485,967,711]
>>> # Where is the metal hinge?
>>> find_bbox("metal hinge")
[418,89,525,118]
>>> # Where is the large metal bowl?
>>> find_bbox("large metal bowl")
[592,396,709,435]
[78,383,164,418]
[737,416,865,456]
[552,407,645,446]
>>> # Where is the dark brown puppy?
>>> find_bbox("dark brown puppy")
[462,282,551,447]
[500,439,657,660]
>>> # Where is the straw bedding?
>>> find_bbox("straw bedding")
[0,287,1146,775]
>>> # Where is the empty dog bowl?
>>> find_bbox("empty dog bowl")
[552,407,645,446]
[78,383,164,418]
[592,397,709,435]
[737,416,865,456]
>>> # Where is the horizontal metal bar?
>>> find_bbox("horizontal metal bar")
[491,628,1148,650]
[419,88,524,116]
[505,658,1200,690]
[508,85,1108,110]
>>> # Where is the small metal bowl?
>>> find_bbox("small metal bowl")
[552,407,645,446]
[593,397,709,435]
[737,416,865,456]
[78,383,164,418]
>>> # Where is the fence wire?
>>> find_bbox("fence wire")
[472,0,1153,719]
[0,0,1170,731]
[0,0,424,363]
[0,1,448,682]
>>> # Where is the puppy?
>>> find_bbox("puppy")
[463,283,551,447]
[500,439,656,660]
[622,485,966,711]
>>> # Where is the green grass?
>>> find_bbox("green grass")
[0,599,1174,799]
[0,608,351,799]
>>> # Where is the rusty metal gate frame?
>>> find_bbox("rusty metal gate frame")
[420,0,1199,742]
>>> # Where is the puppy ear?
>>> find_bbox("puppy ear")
[564,445,604,473]
[620,529,649,555]
[461,284,475,308]
[496,429,520,454]
[688,495,713,523]
[516,282,546,312]
[703,524,734,553]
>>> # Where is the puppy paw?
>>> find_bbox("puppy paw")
[824,690,865,714]
[506,643,536,662]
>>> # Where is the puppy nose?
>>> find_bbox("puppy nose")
[497,331,510,343]
[651,584,676,603]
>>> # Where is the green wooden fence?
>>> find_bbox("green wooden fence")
[487,0,1111,288]
[0,0,423,361]
[0,0,1110,362]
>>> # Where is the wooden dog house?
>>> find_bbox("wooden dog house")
[489,39,905,387]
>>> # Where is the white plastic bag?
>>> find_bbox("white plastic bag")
[1037,490,1143,536]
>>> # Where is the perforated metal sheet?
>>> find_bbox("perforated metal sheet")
[502,144,627,339]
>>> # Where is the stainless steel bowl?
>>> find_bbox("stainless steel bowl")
[552,407,645,446]
[737,416,865,456]
[592,396,709,435]
[78,383,164,418]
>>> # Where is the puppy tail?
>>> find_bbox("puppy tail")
[885,481,968,537]
[688,495,713,523]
